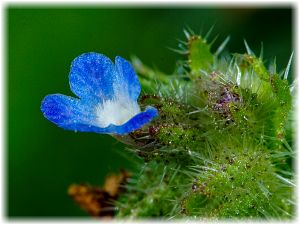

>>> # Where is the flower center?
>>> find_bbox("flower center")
[96,97,141,127]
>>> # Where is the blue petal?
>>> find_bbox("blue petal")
[115,56,141,100]
[41,94,100,132]
[104,106,159,135]
[69,52,116,104]
[41,94,158,135]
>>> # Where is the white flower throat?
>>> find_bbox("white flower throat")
[96,96,141,127]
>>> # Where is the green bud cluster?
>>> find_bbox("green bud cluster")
[115,29,295,220]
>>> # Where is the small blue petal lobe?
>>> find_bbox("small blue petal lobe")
[69,53,116,104]
[104,106,159,135]
[115,56,141,100]
[41,94,98,132]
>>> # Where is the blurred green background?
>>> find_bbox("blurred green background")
[7,6,293,217]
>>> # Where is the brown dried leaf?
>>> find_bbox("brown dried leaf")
[68,170,130,218]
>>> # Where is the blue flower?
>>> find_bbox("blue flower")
[41,52,158,135]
